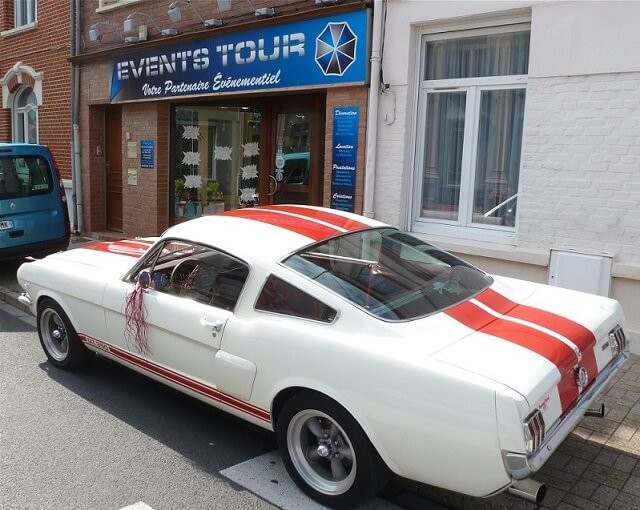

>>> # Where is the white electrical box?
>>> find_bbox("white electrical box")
[548,250,612,297]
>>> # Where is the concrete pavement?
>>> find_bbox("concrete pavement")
[1,237,639,509]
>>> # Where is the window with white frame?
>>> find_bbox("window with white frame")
[412,26,530,244]
[13,87,38,143]
[14,0,36,27]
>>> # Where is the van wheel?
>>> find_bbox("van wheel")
[276,391,389,509]
[37,298,91,369]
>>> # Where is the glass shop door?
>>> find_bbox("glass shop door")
[263,96,324,206]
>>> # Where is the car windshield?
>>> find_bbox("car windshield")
[284,228,492,321]
[0,155,53,198]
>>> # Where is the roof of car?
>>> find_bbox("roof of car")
[163,205,387,264]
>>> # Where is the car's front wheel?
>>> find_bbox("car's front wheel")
[37,298,92,369]
[276,391,389,509]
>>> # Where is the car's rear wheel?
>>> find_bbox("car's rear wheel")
[276,391,389,509]
[37,298,91,369]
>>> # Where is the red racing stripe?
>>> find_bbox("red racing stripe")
[83,239,153,258]
[476,288,599,399]
[80,334,271,422]
[222,208,341,240]
[445,299,581,412]
[265,205,371,232]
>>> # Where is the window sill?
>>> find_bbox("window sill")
[411,232,550,267]
[0,22,37,37]
[97,0,149,13]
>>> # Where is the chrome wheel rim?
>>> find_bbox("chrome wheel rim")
[39,309,69,362]
[287,409,356,495]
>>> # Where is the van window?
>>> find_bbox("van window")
[0,156,52,198]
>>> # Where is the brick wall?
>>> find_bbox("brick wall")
[518,73,640,266]
[0,0,73,178]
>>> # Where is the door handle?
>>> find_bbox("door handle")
[200,317,223,332]
[267,174,278,196]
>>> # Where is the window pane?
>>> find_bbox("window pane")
[472,88,525,227]
[255,275,337,323]
[15,0,35,26]
[284,228,492,321]
[0,156,52,198]
[421,91,466,221]
[27,109,38,143]
[425,31,530,80]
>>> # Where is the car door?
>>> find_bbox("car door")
[103,240,249,398]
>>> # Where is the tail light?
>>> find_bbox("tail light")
[524,409,545,454]
[49,152,71,236]
[609,325,626,357]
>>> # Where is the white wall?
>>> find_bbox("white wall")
[375,0,640,352]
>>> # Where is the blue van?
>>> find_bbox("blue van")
[0,144,70,261]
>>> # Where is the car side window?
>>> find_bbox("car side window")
[255,274,337,323]
[144,240,249,311]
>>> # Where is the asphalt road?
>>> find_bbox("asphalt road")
[0,304,282,510]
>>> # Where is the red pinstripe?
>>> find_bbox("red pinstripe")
[79,334,271,423]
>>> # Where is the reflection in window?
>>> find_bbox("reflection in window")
[172,106,261,221]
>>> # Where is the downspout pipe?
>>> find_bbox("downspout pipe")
[70,0,83,234]
[363,0,384,219]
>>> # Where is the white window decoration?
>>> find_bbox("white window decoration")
[242,142,260,158]
[183,174,202,189]
[182,151,201,167]
[412,26,530,245]
[240,164,258,180]
[214,146,233,161]
[239,187,257,203]
[182,125,200,140]
[14,0,36,28]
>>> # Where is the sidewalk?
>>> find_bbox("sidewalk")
[1,239,639,510]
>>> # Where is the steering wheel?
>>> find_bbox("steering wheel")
[169,259,215,296]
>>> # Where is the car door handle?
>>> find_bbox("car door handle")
[200,317,223,332]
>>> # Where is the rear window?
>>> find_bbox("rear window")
[283,228,492,321]
[0,155,53,199]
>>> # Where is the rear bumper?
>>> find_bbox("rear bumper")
[0,233,70,262]
[504,349,629,479]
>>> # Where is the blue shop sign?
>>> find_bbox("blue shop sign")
[110,9,370,102]
[330,106,359,212]
[140,140,154,168]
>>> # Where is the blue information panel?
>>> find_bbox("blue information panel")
[110,10,369,102]
[330,106,359,212]
[141,140,155,168]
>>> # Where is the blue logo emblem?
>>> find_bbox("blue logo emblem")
[315,22,357,76]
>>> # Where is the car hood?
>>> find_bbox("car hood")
[42,238,157,276]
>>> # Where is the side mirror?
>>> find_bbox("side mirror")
[137,269,151,289]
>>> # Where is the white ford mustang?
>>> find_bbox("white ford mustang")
[17,205,628,509]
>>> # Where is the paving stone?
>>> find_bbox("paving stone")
[612,453,638,473]
[571,427,592,441]
[568,477,598,498]
[565,457,590,477]
[582,463,629,490]
[611,491,640,510]
[594,449,619,467]
[591,484,620,506]
[622,474,640,497]
[561,493,608,510]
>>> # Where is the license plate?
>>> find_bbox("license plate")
[0,220,14,230]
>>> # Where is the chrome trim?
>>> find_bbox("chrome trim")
[18,292,33,307]
[506,349,629,480]
[507,479,546,504]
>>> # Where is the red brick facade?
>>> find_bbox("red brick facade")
[0,0,73,179]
